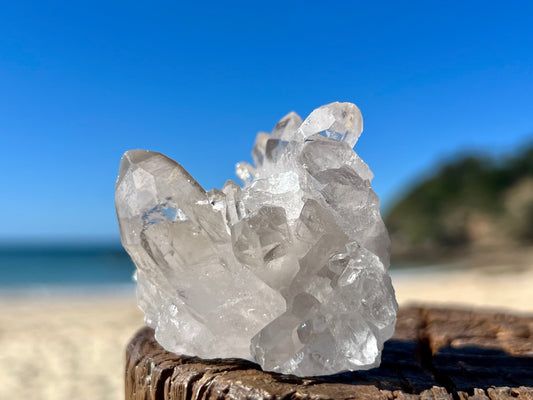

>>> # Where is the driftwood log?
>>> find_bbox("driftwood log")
[125,307,533,399]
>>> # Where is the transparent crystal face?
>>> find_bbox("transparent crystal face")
[115,101,397,377]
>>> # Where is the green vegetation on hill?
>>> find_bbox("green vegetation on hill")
[385,144,533,260]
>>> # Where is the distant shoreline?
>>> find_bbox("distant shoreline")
[0,282,136,302]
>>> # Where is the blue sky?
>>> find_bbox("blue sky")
[1,1,532,241]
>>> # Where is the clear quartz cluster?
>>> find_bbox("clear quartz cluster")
[115,102,397,377]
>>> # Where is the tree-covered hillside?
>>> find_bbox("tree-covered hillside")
[385,144,533,261]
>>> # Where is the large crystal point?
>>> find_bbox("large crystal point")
[115,102,397,377]
[115,150,285,359]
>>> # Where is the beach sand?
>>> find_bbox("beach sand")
[1,259,532,400]
[391,248,533,314]
[0,291,143,400]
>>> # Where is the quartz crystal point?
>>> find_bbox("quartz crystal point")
[115,101,397,377]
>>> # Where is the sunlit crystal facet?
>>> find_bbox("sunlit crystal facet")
[115,101,397,377]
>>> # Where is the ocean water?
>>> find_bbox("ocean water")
[0,244,136,291]
[0,243,432,297]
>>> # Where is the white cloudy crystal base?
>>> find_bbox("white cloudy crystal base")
[115,102,397,377]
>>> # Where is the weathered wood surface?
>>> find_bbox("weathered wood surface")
[125,307,533,400]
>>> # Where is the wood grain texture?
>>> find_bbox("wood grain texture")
[125,307,533,400]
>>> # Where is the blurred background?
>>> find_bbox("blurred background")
[1,1,532,399]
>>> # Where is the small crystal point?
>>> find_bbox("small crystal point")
[298,102,363,147]
[271,111,303,141]
[235,161,256,186]
[115,102,396,377]
[251,132,270,167]
[221,180,246,226]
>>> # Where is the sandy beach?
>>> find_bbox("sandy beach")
[1,260,532,400]
[391,263,533,314]
[0,290,143,400]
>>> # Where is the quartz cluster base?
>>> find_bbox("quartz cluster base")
[115,102,397,377]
